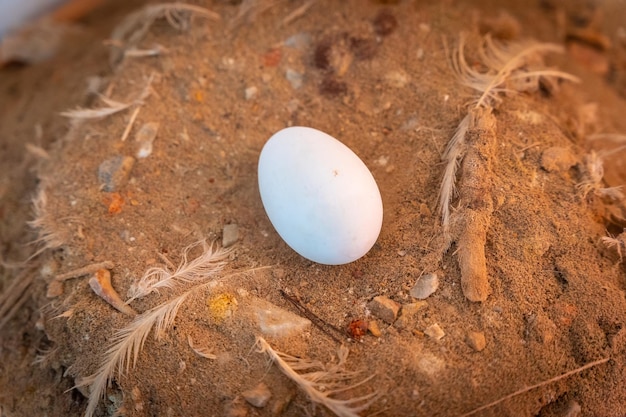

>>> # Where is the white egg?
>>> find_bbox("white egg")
[258,126,383,265]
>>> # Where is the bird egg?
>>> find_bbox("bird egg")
[258,126,383,265]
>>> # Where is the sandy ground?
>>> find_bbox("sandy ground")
[1,1,626,416]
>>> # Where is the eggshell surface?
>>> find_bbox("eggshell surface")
[258,126,383,265]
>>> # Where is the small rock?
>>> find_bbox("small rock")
[284,32,311,49]
[424,323,445,341]
[242,383,272,408]
[98,155,135,192]
[285,68,303,89]
[466,331,486,351]
[541,147,577,173]
[368,320,382,337]
[251,298,311,338]
[135,122,159,159]
[222,224,239,248]
[409,273,439,300]
[367,296,400,324]
[244,86,258,100]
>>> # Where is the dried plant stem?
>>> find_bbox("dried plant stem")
[56,261,115,282]
[283,0,316,25]
[459,358,610,417]
[120,106,141,142]
[280,289,343,343]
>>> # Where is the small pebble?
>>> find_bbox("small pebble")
[367,296,400,324]
[252,298,311,338]
[410,273,439,300]
[540,147,577,173]
[284,32,311,49]
[98,155,135,192]
[242,382,272,408]
[368,320,382,337]
[244,86,258,100]
[135,122,159,159]
[222,224,239,248]
[424,323,445,341]
[466,331,486,351]
[285,68,303,89]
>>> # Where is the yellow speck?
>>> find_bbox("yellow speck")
[207,293,238,322]
[193,90,205,102]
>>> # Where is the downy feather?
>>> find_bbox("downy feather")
[256,337,379,417]
[126,240,231,302]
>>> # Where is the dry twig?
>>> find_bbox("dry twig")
[56,261,115,282]
[459,358,610,417]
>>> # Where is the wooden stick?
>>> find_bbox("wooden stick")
[55,261,114,282]
[459,358,610,417]
[280,290,344,343]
